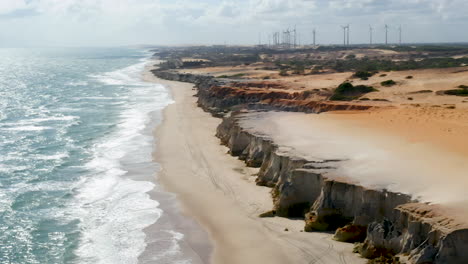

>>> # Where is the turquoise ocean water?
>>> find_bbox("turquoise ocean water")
[0,48,184,263]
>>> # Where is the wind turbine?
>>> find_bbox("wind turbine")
[369,25,373,45]
[346,24,350,46]
[293,25,297,49]
[312,28,316,47]
[284,28,292,48]
[385,24,389,45]
[341,25,347,46]
[398,25,402,45]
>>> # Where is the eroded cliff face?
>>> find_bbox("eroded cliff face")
[153,69,468,263]
[215,112,468,264]
[151,69,375,117]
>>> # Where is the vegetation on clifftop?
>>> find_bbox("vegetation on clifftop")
[381,80,397,87]
[353,71,376,80]
[443,85,468,96]
[330,82,377,101]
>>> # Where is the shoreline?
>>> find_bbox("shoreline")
[139,66,212,264]
[143,64,365,264]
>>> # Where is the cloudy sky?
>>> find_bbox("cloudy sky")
[0,0,467,47]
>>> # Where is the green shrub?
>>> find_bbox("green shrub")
[444,88,468,96]
[330,82,377,101]
[381,80,397,87]
[406,75,414,79]
[353,71,374,80]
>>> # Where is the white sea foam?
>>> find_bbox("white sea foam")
[34,152,69,161]
[74,57,174,264]
[0,125,52,131]
[76,96,121,100]
[67,81,89,86]
[0,115,79,126]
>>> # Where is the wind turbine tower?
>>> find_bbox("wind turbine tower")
[313,28,316,47]
[369,25,373,45]
[398,25,402,45]
[385,24,389,45]
[346,24,350,46]
[341,25,347,46]
[293,26,297,49]
[283,29,291,49]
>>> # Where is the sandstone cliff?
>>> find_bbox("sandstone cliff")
[216,112,468,263]
[152,68,468,263]
[151,69,375,116]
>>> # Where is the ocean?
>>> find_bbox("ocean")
[0,48,197,264]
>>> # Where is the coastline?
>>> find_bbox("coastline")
[143,64,365,264]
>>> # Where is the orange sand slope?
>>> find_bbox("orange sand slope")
[240,111,468,221]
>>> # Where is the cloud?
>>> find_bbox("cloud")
[0,0,466,46]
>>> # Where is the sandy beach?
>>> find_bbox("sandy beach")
[143,64,366,264]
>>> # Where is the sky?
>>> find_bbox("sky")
[0,0,467,47]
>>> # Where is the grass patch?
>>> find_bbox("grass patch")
[381,80,397,87]
[330,82,377,101]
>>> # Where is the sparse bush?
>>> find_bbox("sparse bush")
[406,75,414,79]
[444,86,468,96]
[379,74,387,77]
[353,71,375,80]
[408,90,432,94]
[216,73,245,79]
[330,82,377,101]
[262,76,271,80]
[292,65,305,75]
[381,80,397,87]
[279,69,289,76]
